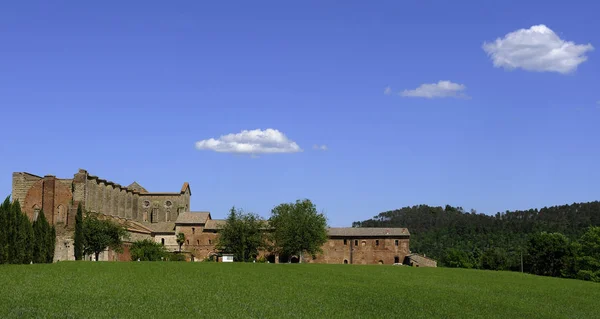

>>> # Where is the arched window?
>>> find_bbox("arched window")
[161,238,165,245]
[343,259,348,264]
[361,240,366,246]
[33,205,40,221]
[395,240,399,246]
[375,240,379,246]
[208,239,212,245]
[343,239,347,245]
[151,208,158,223]
[192,227,195,234]
[354,240,358,246]
[196,240,199,245]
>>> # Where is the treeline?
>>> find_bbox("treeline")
[0,197,56,264]
[353,202,600,282]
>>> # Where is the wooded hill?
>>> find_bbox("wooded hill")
[352,201,600,274]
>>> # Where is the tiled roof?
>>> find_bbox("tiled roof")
[145,222,176,233]
[95,214,152,234]
[175,212,210,224]
[408,253,436,261]
[204,219,226,230]
[180,182,191,195]
[127,182,148,193]
[327,227,410,237]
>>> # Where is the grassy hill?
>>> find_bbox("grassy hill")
[0,262,597,318]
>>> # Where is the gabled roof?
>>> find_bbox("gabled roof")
[127,182,148,193]
[180,182,191,195]
[204,219,227,230]
[145,222,176,234]
[327,227,410,237]
[175,211,210,225]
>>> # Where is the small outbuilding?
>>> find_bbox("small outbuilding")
[404,253,437,267]
[222,254,234,262]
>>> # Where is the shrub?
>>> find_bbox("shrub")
[130,239,168,261]
[168,253,187,262]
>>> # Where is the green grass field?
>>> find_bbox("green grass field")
[0,262,597,318]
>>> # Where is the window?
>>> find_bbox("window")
[343,239,347,245]
[209,239,212,245]
[354,240,358,246]
[33,205,40,221]
[161,238,165,245]
[343,259,348,264]
[186,240,189,245]
[165,200,172,208]
[151,208,158,223]
[395,240,399,246]
[192,227,195,234]
[196,240,199,245]
[375,240,379,246]
[361,240,366,246]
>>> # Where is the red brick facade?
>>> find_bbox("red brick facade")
[12,169,424,266]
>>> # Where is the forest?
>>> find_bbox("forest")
[353,201,600,282]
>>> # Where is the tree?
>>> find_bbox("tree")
[216,207,265,262]
[526,232,572,277]
[269,199,328,262]
[32,210,50,263]
[82,213,127,261]
[573,226,600,282]
[0,197,9,263]
[176,232,186,252]
[13,200,33,264]
[0,198,35,264]
[480,247,509,270]
[74,203,84,260]
[442,248,475,268]
[130,239,168,261]
[47,225,56,263]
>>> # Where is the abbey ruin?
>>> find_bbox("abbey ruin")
[11,169,435,266]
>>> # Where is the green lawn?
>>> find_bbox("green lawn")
[0,262,597,318]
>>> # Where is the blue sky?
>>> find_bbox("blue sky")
[1,1,599,226]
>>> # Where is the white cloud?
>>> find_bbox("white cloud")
[195,129,302,154]
[384,86,392,95]
[312,144,328,151]
[400,81,469,99]
[482,25,594,74]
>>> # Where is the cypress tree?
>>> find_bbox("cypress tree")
[74,203,84,260]
[32,210,50,263]
[7,199,19,263]
[19,206,34,264]
[0,197,10,264]
[10,200,33,264]
[47,225,56,263]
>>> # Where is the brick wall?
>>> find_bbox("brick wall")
[12,172,42,205]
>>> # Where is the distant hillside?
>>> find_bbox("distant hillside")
[353,201,600,270]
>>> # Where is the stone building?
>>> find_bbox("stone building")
[11,169,433,266]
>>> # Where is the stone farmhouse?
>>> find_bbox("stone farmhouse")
[12,169,432,266]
